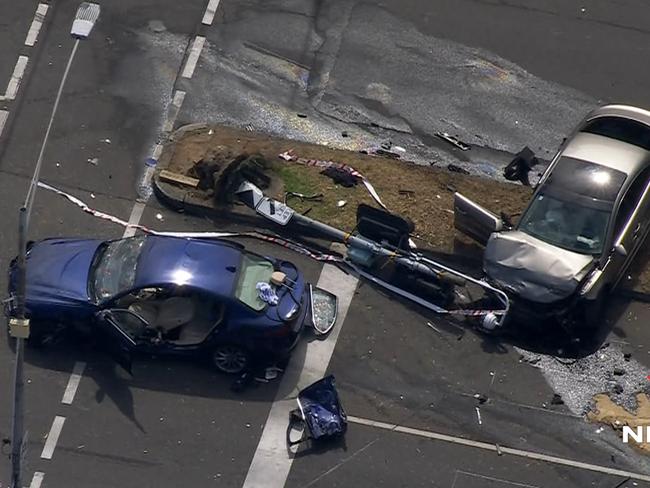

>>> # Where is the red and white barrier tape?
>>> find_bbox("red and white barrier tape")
[279,149,388,210]
[37,181,343,263]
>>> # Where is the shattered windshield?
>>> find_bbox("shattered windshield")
[235,253,274,311]
[518,193,611,254]
[90,236,146,301]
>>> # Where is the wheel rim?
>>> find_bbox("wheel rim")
[213,346,248,373]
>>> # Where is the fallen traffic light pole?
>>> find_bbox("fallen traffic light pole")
[235,181,510,332]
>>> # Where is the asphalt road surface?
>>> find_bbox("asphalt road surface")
[1,1,650,487]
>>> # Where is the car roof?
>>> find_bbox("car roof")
[584,104,650,128]
[561,132,649,176]
[133,236,243,297]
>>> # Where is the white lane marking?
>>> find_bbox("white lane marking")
[29,471,45,488]
[453,470,540,488]
[201,0,221,25]
[62,361,86,404]
[0,110,9,137]
[162,90,186,133]
[242,264,358,488]
[181,36,205,79]
[123,95,180,238]
[347,415,650,483]
[25,3,49,46]
[40,416,66,460]
[0,56,29,101]
[122,201,147,238]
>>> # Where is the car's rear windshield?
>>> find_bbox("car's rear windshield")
[90,236,146,301]
[234,253,274,311]
[544,157,626,202]
[581,116,650,151]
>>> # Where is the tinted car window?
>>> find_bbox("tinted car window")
[544,157,626,202]
[582,117,650,151]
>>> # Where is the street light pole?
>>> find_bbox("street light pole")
[9,4,100,487]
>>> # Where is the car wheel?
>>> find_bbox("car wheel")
[211,345,250,374]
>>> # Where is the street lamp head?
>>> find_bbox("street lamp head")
[71,2,101,39]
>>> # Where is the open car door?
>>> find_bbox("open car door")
[95,309,139,375]
[453,192,504,245]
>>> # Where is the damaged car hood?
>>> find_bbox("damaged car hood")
[484,230,595,303]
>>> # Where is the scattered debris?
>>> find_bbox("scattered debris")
[624,352,632,362]
[321,167,360,187]
[380,141,392,150]
[495,444,503,456]
[341,131,349,138]
[284,192,323,204]
[374,149,401,159]
[473,393,488,404]
[245,124,254,132]
[155,213,164,221]
[435,132,470,151]
[551,394,564,405]
[426,321,442,334]
[90,193,96,199]
[287,375,347,447]
[612,383,624,395]
[55,162,61,167]
[297,113,307,118]
[475,406,482,425]
[337,200,347,208]
[446,184,457,193]
[208,129,214,135]
[87,157,99,165]
[447,164,469,175]
[614,368,627,376]
[398,189,415,196]
[256,282,279,305]
[159,169,200,189]
[100,138,111,144]
[503,146,539,186]
[392,145,406,153]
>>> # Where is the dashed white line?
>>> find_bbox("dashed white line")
[201,0,221,25]
[0,110,9,137]
[40,416,66,460]
[29,471,45,488]
[62,361,86,405]
[242,263,358,488]
[181,36,205,79]
[1,56,29,101]
[162,90,186,133]
[25,3,49,47]
[347,415,650,483]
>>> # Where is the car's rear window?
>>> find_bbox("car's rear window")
[545,157,626,203]
[581,116,650,151]
[234,253,274,311]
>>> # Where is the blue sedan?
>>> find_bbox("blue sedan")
[6,235,337,374]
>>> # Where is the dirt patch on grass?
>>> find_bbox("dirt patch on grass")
[161,124,650,294]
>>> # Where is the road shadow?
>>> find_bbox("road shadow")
[12,331,281,429]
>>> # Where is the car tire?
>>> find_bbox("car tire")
[211,344,250,374]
